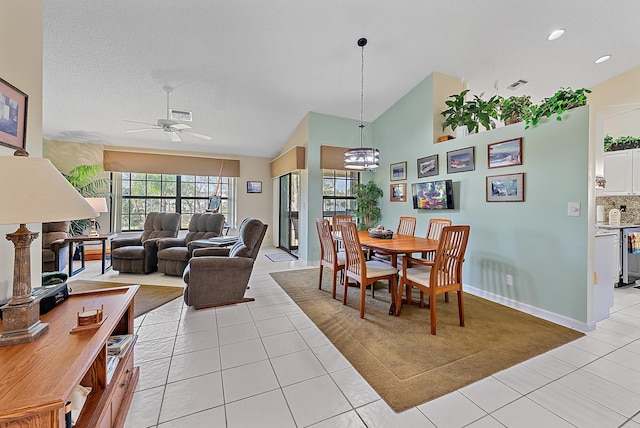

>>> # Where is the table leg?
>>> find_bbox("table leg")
[68,242,74,277]
[101,239,106,274]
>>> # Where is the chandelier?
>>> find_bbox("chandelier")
[344,38,380,170]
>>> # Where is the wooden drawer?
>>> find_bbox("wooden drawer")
[111,349,134,423]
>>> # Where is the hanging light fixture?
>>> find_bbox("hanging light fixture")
[344,37,380,170]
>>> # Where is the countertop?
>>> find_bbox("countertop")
[596,223,640,230]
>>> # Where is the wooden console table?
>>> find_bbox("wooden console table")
[0,285,139,427]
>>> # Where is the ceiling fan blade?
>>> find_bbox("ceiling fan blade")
[171,123,191,130]
[124,119,158,126]
[167,132,181,142]
[184,131,212,140]
[126,128,158,133]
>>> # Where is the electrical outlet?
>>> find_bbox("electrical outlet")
[620,205,627,212]
[506,275,513,286]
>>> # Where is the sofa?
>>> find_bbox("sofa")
[157,212,225,276]
[110,212,181,274]
[183,217,267,309]
[42,221,70,273]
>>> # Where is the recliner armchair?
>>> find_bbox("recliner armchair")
[182,217,268,309]
[157,212,225,276]
[110,212,181,274]
[42,221,70,273]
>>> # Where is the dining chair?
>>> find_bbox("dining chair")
[315,218,345,299]
[416,218,452,306]
[371,216,417,277]
[340,221,398,319]
[396,225,470,335]
[332,214,353,231]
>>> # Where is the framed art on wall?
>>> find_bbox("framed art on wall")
[247,181,262,193]
[390,161,407,181]
[417,154,438,178]
[488,137,523,169]
[0,77,28,151]
[446,147,475,173]
[486,172,525,202]
[390,183,406,202]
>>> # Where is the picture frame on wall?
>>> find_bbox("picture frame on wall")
[486,172,525,202]
[390,161,407,181]
[488,137,523,169]
[446,146,475,173]
[247,181,262,193]
[390,183,406,202]
[417,154,439,178]
[0,77,28,151]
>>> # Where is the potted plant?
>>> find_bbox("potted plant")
[615,135,638,150]
[604,134,614,151]
[472,94,501,131]
[524,87,591,129]
[499,95,532,125]
[353,180,383,230]
[62,164,111,236]
[441,89,477,137]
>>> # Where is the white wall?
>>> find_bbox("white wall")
[0,2,43,301]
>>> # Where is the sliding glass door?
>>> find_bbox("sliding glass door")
[278,171,300,256]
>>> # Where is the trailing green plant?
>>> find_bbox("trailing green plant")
[603,134,614,151]
[62,164,111,236]
[441,89,477,134]
[524,87,591,129]
[614,135,639,150]
[353,180,383,230]
[499,95,532,125]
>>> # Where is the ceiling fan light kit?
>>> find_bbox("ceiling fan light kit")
[124,86,212,142]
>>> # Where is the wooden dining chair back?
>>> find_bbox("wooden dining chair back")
[332,214,353,231]
[422,218,452,259]
[340,222,398,319]
[396,216,417,236]
[396,225,470,335]
[315,218,345,299]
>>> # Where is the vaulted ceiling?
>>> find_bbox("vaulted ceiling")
[43,1,640,159]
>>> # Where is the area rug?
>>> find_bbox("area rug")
[68,280,184,318]
[265,253,298,262]
[270,268,584,413]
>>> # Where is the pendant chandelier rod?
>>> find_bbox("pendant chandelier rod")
[359,37,365,149]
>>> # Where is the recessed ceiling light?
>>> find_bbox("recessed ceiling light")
[548,29,565,41]
[595,55,611,64]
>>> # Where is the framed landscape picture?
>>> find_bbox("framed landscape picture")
[447,147,475,173]
[390,161,407,181]
[488,137,523,169]
[417,154,438,178]
[486,172,525,202]
[390,183,406,202]
[0,77,28,151]
[247,181,262,193]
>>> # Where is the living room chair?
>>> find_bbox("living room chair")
[182,217,268,309]
[157,212,225,276]
[110,212,181,274]
[42,221,70,273]
[315,218,345,299]
[340,221,398,319]
[396,225,470,335]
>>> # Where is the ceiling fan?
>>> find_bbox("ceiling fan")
[124,86,212,142]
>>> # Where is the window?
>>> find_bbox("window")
[120,173,234,231]
[322,169,359,221]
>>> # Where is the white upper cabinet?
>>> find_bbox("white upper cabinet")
[602,150,636,195]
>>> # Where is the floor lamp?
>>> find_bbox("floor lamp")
[0,151,97,346]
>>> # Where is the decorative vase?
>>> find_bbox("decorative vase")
[455,125,469,138]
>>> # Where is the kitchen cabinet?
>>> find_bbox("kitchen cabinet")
[602,149,640,195]
[594,232,616,322]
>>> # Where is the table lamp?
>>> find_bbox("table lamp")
[0,150,97,346]
[84,197,108,237]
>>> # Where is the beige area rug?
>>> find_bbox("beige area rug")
[68,280,184,318]
[270,268,584,413]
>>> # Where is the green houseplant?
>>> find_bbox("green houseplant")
[353,180,383,230]
[62,164,111,236]
[604,134,614,151]
[499,95,532,125]
[524,87,591,129]
[441,89,477,136]
[472,94,501,131]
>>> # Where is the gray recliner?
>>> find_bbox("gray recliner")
[111,212,181,274]
[157,213,225,276]
[42,221,70,273]
[183,218,268,309]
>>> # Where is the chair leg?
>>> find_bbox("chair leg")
[343,273,349,305]
[458,290,465,327]
[430,297,437,335]
[331,269,337,299]
[318,266,323,290]
[445,291,450,303]
[360,282,366,319]
[395,277,404,316]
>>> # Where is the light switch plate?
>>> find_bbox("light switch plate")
[568,202,581,217]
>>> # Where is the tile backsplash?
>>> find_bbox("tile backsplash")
[596,195,640,224]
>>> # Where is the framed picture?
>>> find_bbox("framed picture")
[447,146,475,173]
[0,77,28,151]
[390,161,407,181]
[247,181,262,193]
[486,172,525,202]
[417,154,439,178]
[488,137,523,169]
[390,183,406,202]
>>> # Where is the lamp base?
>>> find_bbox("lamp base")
[0,300,49,347]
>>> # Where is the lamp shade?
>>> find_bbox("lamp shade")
[85,197,108,215]
[0,154,97,225]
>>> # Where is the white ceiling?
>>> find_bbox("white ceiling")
[43,1,640,159]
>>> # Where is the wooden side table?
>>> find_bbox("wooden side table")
[65,234,115,276]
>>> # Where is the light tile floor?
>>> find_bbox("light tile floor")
[72,246,640,427]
